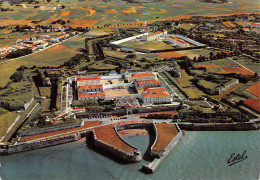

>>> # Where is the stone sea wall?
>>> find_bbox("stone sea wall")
[142,124,183,173]
[0,133,81,155]
[91,130,142,163]
[178,121,260,131]
[18,121,83,137]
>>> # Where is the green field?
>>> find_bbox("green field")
[0,111,19,139]
[0,34,87,87]
[0,0,258,27]
[121,39,173,50]
[198,57,240,68]
[234,56,260,73]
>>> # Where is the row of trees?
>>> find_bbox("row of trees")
[6,48,32,58]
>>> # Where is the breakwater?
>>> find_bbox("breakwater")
[91,126,142,162]
[142,124,183,173]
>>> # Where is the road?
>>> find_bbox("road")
[0,32,83,65]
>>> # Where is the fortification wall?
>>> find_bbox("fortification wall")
[91,130,141,162]
[142,124,183,173]
[178,122,260,131]
[18,121,83,137]
[0,134,81,155]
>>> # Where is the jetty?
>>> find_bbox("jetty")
[142,123,183,173]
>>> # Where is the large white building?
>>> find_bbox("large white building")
[142,91,172,104]
[134,80,160,90]
[77,77,101,87]
[78,92,105,100]
[141,29,167,41]
[132,73,156,81]
[168,36,189,48]
[78,85,103,93]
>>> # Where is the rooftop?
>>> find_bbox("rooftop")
[144,87,166,92]
[144,31,164,37]
[135,80,159,84]
[132,73,155,78]
[78,85,102,90]
[78,92,105,98]
[77,77,101,81]
[142,91,171,98]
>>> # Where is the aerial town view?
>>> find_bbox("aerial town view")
[0,0,259,179]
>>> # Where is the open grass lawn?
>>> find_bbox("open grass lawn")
[0,111,19,139]
[198,79,218,89]
[121,39,173,50]
[178,69,193,87]
[184,88,205,99]
[0,74,33,105]
[103,49,126,59]
[179,23,196,30]
[89,60,117,70]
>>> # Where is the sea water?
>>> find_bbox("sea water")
[0,131,259,180]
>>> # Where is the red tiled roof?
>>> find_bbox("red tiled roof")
[250,22,260,27]
[78,92,105,98]
[132,73,155,77]
[176,39,189,44]
[144,31,163,37]
[168,36,178,40]
[142,91,171,98]
[144,87,166,92]
[77,77,101,81]
[136,80,159,84]
[78,85,102,90]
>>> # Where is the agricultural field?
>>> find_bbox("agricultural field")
[0,0,258,28]
[222,21,236,28]
[180,48,214,59]
[155,51,183,59]
[233,56,260,73]
[0,33,87,87]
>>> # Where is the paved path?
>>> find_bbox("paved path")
[0,32,83,65]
